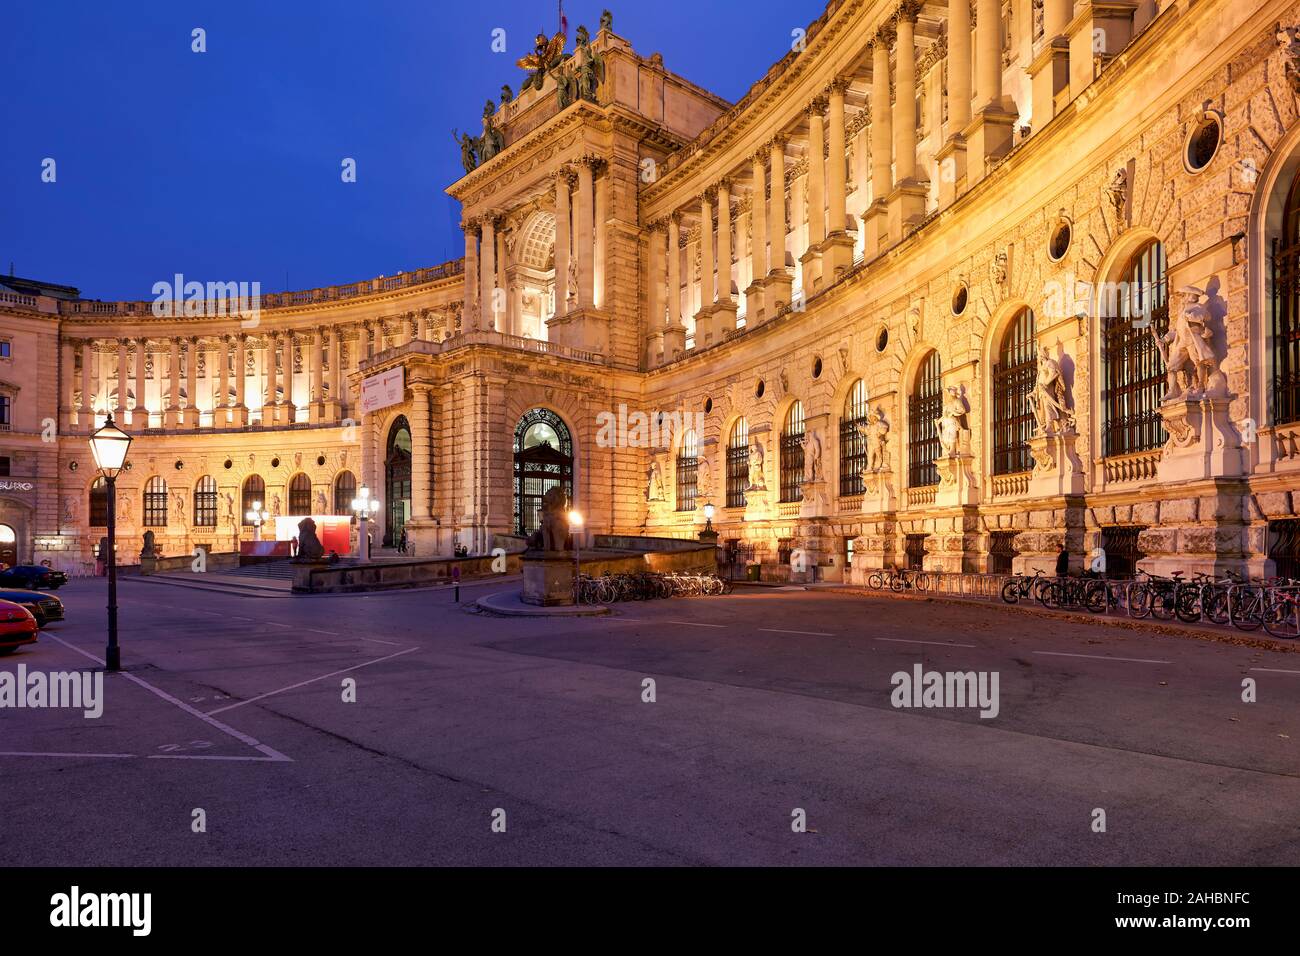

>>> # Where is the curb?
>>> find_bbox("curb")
[475,590,610,616]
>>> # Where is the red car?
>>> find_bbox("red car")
[0,599,38,655]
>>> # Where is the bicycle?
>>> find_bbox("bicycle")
[1000,567,1050,605]
[1263,586,1300,639]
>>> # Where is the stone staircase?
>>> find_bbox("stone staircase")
[220,560,297,580]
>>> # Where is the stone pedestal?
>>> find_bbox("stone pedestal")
[230,405,248,428]
[693,306,716,349]
[661,323,686,362]
[521,550,576,606]
[1154,397,1245,485]
[886,180,929,243]
[799,479,829,518]
[860,470,897,514]
[765,271,793,316]
[862,201,887,260]
[743,487,770,523]
[1027,430,1085,498]
[963,106,1017,185]
[1067,1,1136,99]
[935,453,978,508]
[817,233,855,282]
[744,281,765,325]
[547,306,610,358]
[798,248,823,294]
[935,136,967,207]
[712,301,738,340]
[1029,38,1070,129]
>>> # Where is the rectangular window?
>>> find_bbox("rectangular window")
[987,531,1019,575]
[725,443,748,509]
[675,455,698,512]
[1268,519,1300,581]
[905,533,928,571]
[0,340,11,358]
[0,395,10,428]
[844,535,855,569]
[1100,526,1147,578]
[0,456,9,476]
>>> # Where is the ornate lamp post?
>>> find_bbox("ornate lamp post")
[352,485,380,562]
[88,414,132,672]
[245,500,266,542]
[568,508,584,582]
[699,501,718,545]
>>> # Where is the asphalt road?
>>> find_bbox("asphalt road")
[1,575,1298,866]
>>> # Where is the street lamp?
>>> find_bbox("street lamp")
[568,508,584,583]
[352,485,380,562]
[88,413,132,672]
[702,501,715,533]
[245,500,266,542]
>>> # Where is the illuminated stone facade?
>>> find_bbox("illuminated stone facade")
[4,0,1300,581]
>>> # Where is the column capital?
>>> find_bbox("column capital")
[895,0,922,24]
[825,76,851,97]
[116,337,131,348]
[871,22,897,49]
[806,95,829,117]
[752,147,768,166]
[717,176,733,194]
[701,185,717,203]
[769,133,789,151]
[555,165,577,187]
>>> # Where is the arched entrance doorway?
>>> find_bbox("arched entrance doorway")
[0,523,16,569]
[513,408,573,536]
[384,416,412,547]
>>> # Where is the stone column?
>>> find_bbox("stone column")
[594,168,609,309]
[746,150,768,321]
[59,340,74,432]
[664,213,685,359]
[262,333,278,424]
[463,222,478,330]
[78,340,93,429]
[1030,0,1072,128]
[218,335,230,423]
[326,328,342,420]
[575,159,595,310]
[233,333,248,427]
[116,339,129,419]
[937,0,973,206]
[310,327,325,422]
[134,338,148,430]
[168,337,182,427]
[888,2,928,240]
[554,170,572,317]
[715,179,737,331]
[865,29,894,259]
[360,410,375,506]
[185,337,199,428]
[802,97,827,291]
[823,79,855,277]
[766,136,793,312]
[480,214,497,331]
[646,221,665,365]
[409,385,433,522]
[966,0,1015,183]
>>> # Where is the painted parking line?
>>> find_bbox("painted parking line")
[760,628,834,636]
[206,646,420,716]
[1033,650,1171,665]
[1249,667,1300,675]
[0,751,137,759]
[661,620,727,628]
[44,633,292,763]
[876,637,977,648]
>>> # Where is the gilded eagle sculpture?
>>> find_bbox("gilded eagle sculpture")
[517,31,568,93]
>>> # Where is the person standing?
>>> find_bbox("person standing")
[1055,548,1070,577]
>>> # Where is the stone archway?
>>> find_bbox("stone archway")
[0,496,34,568]
[512,408,573,536]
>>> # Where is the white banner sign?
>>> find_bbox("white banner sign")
[360,367,404,414]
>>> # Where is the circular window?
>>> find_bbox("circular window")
[223,459,233,470]
[68,460,78,472]
[1049,221,1071,261]
[316,455,326,467]
[812,356,823,379]
[755,379,765,398]
[875,328,889,353]
[1185,113,1222,173]
[704,397,713,414]
[271,456,281,468]
[952,284,969,316]
[174,459,184,470]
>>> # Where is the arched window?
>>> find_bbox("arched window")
[287,473,312,515]
[839,379,869,496]
[193,476,217,527]
[992,308,1037,475]
[675,429,699,512]
[726,418,749,509]
[512,408,573,535]
[333,470,356,515]
[908,351,943,488]
[780,402,805,503]
[89,477,109,527]
[1103,239,1168,456]
[386,417,413,546]
[1273,173,1300,424]
[143,476,168,527]
[242,475,265,527]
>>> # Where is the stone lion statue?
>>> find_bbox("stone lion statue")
[539,485,570,552]
[296,516,324,561]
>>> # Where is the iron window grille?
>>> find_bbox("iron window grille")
[333,471,356,515]
[1271,171,1300,425]
[242,476,265,527]
[726,418,749,509]
[676,431,699,512]
[992,309,1036,475]
[193,476,218,527]
[839,380,869,496]
[288,473,312,516]
[1103,240,1168,457]
[143,477,168,527]
[780,402,805,503]
[908,351,943,488]
[89,477,109,527]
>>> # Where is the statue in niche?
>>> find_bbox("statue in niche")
[172,489,186,525]
[646,460,665,502]
[746,440,766,492]
[118,492,132,524]
[859,406,890,475]
[62,495,77,527]
[1153,282,1222,402]
[935,386,967,457]
[223,492,235,525]
[1028,345,1073,436]
[271,494,282,516]
[315,489,327,514]
[800,429,823,483]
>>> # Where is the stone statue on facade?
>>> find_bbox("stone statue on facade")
[223,492,235,525]
[571,26,605,103]
[800,429,823,483]
[1153,283,1221,402]
[140,529,158,559]
[118,492,131,523]
[859,405,890,474]
[646,460,665,502]
[747,440,766,491]
[453,129,478,174]
[518,31,568,93]
[1104,167,1128,218]
[936,386,966,457]
[600,10,613,32]
[500,83,514,105]
[315,489,327,514]
[538,485,569,551]
[478,105,505,164]
[295,516,324,561]
[1028,345,1072,436]
[172,489,186,525]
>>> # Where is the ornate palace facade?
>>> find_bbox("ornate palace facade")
[4,0,1300,580]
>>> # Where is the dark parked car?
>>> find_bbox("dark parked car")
[0,565,68,590]
[0,588,64,628]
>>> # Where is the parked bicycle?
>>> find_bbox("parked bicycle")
[1000,567,1051,605]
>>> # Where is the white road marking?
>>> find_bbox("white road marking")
[760,628,834,636]
[876,637,977,648]
[1249,667,1300,675]
[661,620,727,628]
[1033,650,1171,665]
[148,754,288,762]
[206,646,420,716]
[44,633,292,762]
[0,751,137,759]
[360,637,403,645]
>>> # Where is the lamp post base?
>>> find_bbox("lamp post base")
[105,646,121,672]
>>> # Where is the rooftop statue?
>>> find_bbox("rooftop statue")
[518,30,568,94]
[571,26,605,104]
[453,129,478,174]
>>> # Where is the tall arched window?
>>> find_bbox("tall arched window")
[839,379,869,496]
[675,429,699,512]
[1103,239,1168,456]
[242,475,265,527]
[143,476,168,527]
[193,476,217,527]
[333,470,356,515]
[287,473,312,515]
[726,418,749,509]
[908,351,943,488]
[780,402,805,503]
[992,308,1037,475]
[89,477,109,527]
[1273,172,1300,424]
[513,408,573,535]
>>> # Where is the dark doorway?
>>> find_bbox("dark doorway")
[385,416,412,547]
[513,408,573,536]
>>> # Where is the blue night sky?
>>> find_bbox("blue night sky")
[2,1,821,300]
